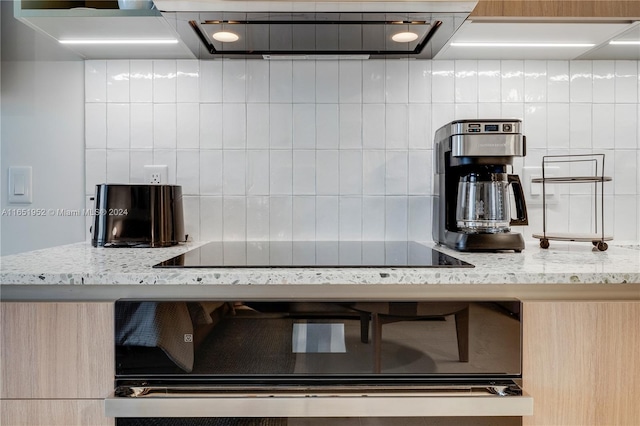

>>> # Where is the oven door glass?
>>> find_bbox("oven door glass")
[108,300,532,418]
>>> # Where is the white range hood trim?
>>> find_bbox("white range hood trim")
[153,0,478,13]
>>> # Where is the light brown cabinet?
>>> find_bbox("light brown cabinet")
[0,302,114,426]
[522,300,640,426]
[471,0,640,18]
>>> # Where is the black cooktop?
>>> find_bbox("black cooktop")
[153,241,474,268]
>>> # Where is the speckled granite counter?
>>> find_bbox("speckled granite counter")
[1,241,639,301]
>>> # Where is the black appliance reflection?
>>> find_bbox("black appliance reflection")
[153,241,474,268]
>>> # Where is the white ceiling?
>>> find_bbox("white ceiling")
[435,20,638,60]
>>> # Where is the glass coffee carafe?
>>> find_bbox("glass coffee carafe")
[456,169,528,234]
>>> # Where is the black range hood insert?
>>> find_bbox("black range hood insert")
[187,13,442,59]
[158,0,477,60]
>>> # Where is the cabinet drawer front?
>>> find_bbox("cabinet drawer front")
[1,399,113,426]
[1,302,113,399]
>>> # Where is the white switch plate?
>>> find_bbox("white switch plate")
[143,165,168,184]
[522,166,558,205]
[8,166,32,204]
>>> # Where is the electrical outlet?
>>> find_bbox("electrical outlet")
[143,165,168,184]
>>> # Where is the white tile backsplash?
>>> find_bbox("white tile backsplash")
[293,196,316,240]
[408,104,431,149]
[292,150,315,195]
[409,61,431,104]
[153,104,176,149]
[454,60,478,103]
[615,104,638,149]
[130,103,153,149]
[177,60,200,103]
[106,104,130,149]
[177,150,200,195]
[85,60,106,102]
[339,61,363,104]
[316,104,339,149]
[316,62,339,103]
[339,104,362,149]
[316,196,339,240]
[85,103,107,149]
[222,60,246,103]
[615,60,638,104]
[129,149,152,184]
[269,150,293,195]
[316,150,339,195]
[223,197,246,240]
[270,104,293,149]
[106,60,130,103]
[478,60,501,103]
[246,196,270,240]
[293,104,316,149]
[339,197,362,240]
[199,150,223,195]
[130,60,153,103]
[199,61,222,103]
[85,149,106,194]
[385,60,409,104]
[431,60,454,103]
[247,60,270,103]
[106,150,130,183]
[177,103,200,149]
[86,59,640,243]
[593,60,615,103]
[569,61,592,103]
[339,150,363,195]
[199,103,223,149]
[547,61,570,103]
[501,60,524,103]
[223,150,246,195]
[270,61,293,103]
[385,104,408,149]
[222,104,246,149]
[524,60,547,103]
[362,60,385,104]
[153,60,177,103]
[569,103,592,149]
[292,62,315,103]
[362,104,385,149]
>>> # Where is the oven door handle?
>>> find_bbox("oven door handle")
[105,384,533,418]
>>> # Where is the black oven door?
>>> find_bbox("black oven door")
[106,300,532,418]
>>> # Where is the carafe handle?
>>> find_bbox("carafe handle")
[508,174,529,226]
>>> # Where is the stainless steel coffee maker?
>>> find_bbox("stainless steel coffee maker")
[433,119,528,252]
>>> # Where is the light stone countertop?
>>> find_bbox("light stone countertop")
[1,241,639,301]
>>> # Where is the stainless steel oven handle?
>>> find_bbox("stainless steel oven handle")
[116,383,524,398]
[106,383,533,418]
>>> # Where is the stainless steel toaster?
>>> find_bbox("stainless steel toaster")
[91,184,185,247]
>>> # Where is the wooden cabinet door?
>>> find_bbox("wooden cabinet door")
[523,301,640,426]
[471,0,640,18]
[1,399,113,426]
[1,302,114,399]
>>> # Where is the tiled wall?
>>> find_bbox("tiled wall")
[84,59,640,244]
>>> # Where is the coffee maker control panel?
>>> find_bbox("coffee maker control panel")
[435,119,522,141]
[467,122,514,133]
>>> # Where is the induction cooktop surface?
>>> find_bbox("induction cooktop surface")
[153,241,474,268]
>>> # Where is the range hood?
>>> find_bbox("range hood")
[155,1,478,59]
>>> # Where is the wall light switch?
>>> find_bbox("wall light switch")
[8,166,33,204]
